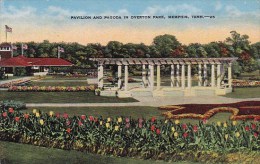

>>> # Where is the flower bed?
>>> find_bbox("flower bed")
[232,79,260,87]
[159,101,260,120]
[0,79,31,88]
[8,85,97,92]
[0,108,259,161]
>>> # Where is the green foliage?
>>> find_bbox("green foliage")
[1,100,26,110]
[14,68,27,76]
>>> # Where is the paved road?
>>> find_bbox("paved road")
[26,96,260,107]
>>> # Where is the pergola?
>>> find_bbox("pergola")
[90,58,238,97]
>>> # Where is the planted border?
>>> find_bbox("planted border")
[8,85,97,92]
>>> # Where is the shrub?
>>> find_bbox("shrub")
[1,100,26,110]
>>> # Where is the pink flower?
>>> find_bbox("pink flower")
[245,126,250,131]
[193,125,198,133]
[24,113,29,119]
[251,123,256,130]
[2,112,7,117]
[254,132,258,138]
[8,108,14,113]
[63,113,68,119]
[125,117,130,123]
[66,121,70,126]
[125,123,130,128]
[56,113,60,118]
[156,129,161,134]
[138,123,143,128]
[151,116,156,122]
[89,116,94,121]
[66,128,71,133]
[78,121,83,126]
[81,115,86,120]
[151,125,156,131]
[202,118,208,124]
[138,118,143,123]
[182,124,187,130]
[183,132,188,138]
[14,117,20,122]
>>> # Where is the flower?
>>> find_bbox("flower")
[245,126,250,131]
[225,134,229,140]
[232,121,237,126]
[2,112,7,117]
[182,124,187,130]
[183,132,188,138]
[99,121,103,125]
[66,121,70,126]
[164,120,168,124]
[66,128,71,133]
[24,113,29,119]
[115,126,119,131]
[251,123,256,130]
[193,125,198,132]
[175,120,180,125]
[254,132,258,138]
[174,132,178,138]
[202,118,208,124]
[81,115,86,120]
[63,113,68,119]
[138,123,143,128]
[223,122,227,128]
[151,116,156,122]
[78,121,83,126]
[126,123,130,128]
[8,108,14,113]
[171,127,175,132]
[217,122,221,127]
[151,125,156,131]
[125,117,130,123]
[117,117,122,123]
[89,116,94,121]
[138,118,143,123]
[33,109,37,114]
[56,113,60,118]
[235,132,240,137]
[14,117,20,122]
[39,119,44,125]
[107,117,111,122]
[105,123,110,128]
[49,111,54,116]
[156,129,161,135]
[35,112,40,117]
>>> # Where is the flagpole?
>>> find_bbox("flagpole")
[58,46,60,58]
[5,29,7,42]
[21,43,24,56]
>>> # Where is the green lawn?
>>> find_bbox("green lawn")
[0,91,138,103]
[224,87,260,98]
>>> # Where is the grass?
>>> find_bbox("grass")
[224,87,260,98]
[0,91,138,103]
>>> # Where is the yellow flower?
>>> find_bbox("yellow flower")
[117,117,122,123]
[164,120,168,124]
[39,119,44,125]
[105,123,110,128]
[171,127,175,132]
[217,121,221,127]
[175,120,180,125]
[107,117,111,122]
[232,121,237,126]
[174,132,178,138]
[223,122,227,128]
[33,109,37,114]
[100,121,103,125]
[35,112,40,117]
[49,111,54,116]
[225,134,229,140]
[235,132,240,138]
[115,126,119,131]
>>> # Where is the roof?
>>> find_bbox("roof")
[0,55,73,67]
[0,42,11,47]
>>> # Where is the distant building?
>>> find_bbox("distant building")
[0,42,73,76]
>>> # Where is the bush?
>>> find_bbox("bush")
[1,100,26,110]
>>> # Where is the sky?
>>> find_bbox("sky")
[0,0,259,45]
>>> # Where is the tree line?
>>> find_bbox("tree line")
[12,31,260,75]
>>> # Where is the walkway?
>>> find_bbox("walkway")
[26,96,260,107]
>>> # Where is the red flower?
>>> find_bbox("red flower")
[78,121,83,126]
[151,125,156,131]
[24,113,29,119]
[193,125,198,132]
[81,115,86,120]
[66,121,70,126]
[2,112,7,117]
[254,132,258,138]
[66,128,71,133]
[183,132,188,138]
[125,117,130,123]
[151,117,156,122]
[251,123,256,130]
[14,117,20,122]
[89,116,94,121]
[63,113,68,119]
[156,129,161,135]
[182,124,187,130]
[56,113,60,118]
[8,108,14,113]
[202,118,208,124]
[94,118,98,122]
[245,126,250,131]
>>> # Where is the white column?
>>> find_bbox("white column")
[157,64,161,90]
[176,64,180,87]
[211,64,215,87]
[124,65,128,91]
[118,65,122,89]
[181,64,185,89]
[98,64,104,88]
[203,64,207,86]
[147,65,151,87]
[217,64,221,88]
[142,64,146,88]
[150,64,154,90]
[228,63,232,88]
[198,64,202,86]
[170,64,175,87]
[188,64,191,88]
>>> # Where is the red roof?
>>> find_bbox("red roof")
[0,55,73,67]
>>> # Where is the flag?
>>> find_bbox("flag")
[5,25,12,33]
[22,44,28,50]
[12,45,17,50]
[59,47,64,52]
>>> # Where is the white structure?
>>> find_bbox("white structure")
[90,58,238,97]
